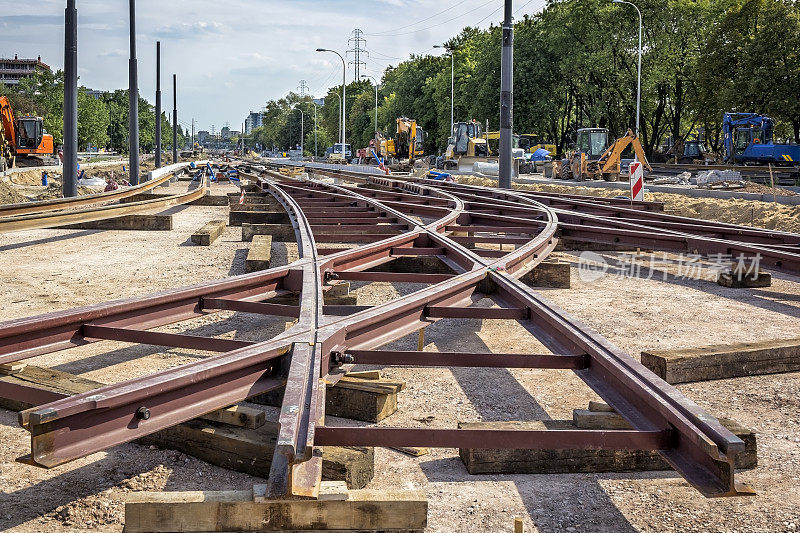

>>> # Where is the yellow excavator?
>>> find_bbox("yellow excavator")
[556,128,651,181]
[380,117,425,168]
[440,120,490,171]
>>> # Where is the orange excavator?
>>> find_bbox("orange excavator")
[0,96,55,171]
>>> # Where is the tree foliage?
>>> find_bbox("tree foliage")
[2,70,186,154]
[256,0,800,157]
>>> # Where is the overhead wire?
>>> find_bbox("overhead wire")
[364,2,501,37]
[363,0,489,36]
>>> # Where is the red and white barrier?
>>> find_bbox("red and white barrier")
[630,161,644,201]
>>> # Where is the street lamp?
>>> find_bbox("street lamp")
[317,48,346,160]
[612,0,642,137]
[433,44,454,136]
[361,74,378,137]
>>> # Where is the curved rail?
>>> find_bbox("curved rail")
[0,161,205,217]
[0,162,780,502]
[0,163,209,233]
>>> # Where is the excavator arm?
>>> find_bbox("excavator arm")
[0,96,17,149]
[599,129,652,174]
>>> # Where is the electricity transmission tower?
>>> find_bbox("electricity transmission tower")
[347,29,368,82]
[298,80,308,97]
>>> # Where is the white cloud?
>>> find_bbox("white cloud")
[1,0,544,130]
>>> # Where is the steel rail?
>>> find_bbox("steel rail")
[277,170,751,495]
[0,180,207,234]
[0,162,768,503]
[0,161,203,218]
[410,178,800,274]
[295,166,772,496]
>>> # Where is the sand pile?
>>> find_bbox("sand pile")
[456,176,800,233]
[0,180,28,204]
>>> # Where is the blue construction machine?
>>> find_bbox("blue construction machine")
[723,112,800,164]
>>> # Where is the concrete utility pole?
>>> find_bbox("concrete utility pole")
[191,118,195,149]
[155,41,161,168]
[128,0,140,185]
[172,74,178,164]
[63,0,78,197]
[498,0,514,190]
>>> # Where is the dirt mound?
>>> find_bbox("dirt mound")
[742,181,796,196]
[456,176,800,233]
[0,180,28,205]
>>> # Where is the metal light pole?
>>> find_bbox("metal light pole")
[613,0,642,137]
[317,49,346,160]
[433,45,454,135]
[312,102,318,158]
[128,0,140,185]
[331,89,342,155]
[63,0,78,197]
[292,106,304,156]
[155,41,161,168]
[498,0,514,190]
[172,74,178,164]
[361,75,378,137]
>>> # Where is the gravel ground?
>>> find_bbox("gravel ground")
[0,182,799,532]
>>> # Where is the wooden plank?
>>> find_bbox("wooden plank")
[250,376,405,423]
[198,404,266,429]
[572,409,632,430]
[346,370,381,380]
[241,223,296,242]
[588,401,615,412]
[245,234,272,273]
[0,366,374,488]
[325,376,404,423]
[641,337,800,384]
[190,219,225,246]
[458,419,756,474]
[122,193,229,206]
[717,270,772,288]
[0,362,26,375]
[59,213,173,231]
[124,488,427,533]
[229,209,289,226]
[138,418,374,489]
[389,447,430,457]
[0,365,100,412]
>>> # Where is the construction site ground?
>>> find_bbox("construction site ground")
[0,179,799,532]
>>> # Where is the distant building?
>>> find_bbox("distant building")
[221,126,231,140]
[82,88,107,100]
[197,130,210,144]
[0,55,51,86]
[245,111,263,134]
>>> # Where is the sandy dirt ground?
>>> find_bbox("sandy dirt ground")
[0,179,799,532]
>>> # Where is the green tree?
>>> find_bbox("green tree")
[77,89,109,149]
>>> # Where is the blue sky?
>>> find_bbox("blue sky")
[0,0,543,133]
